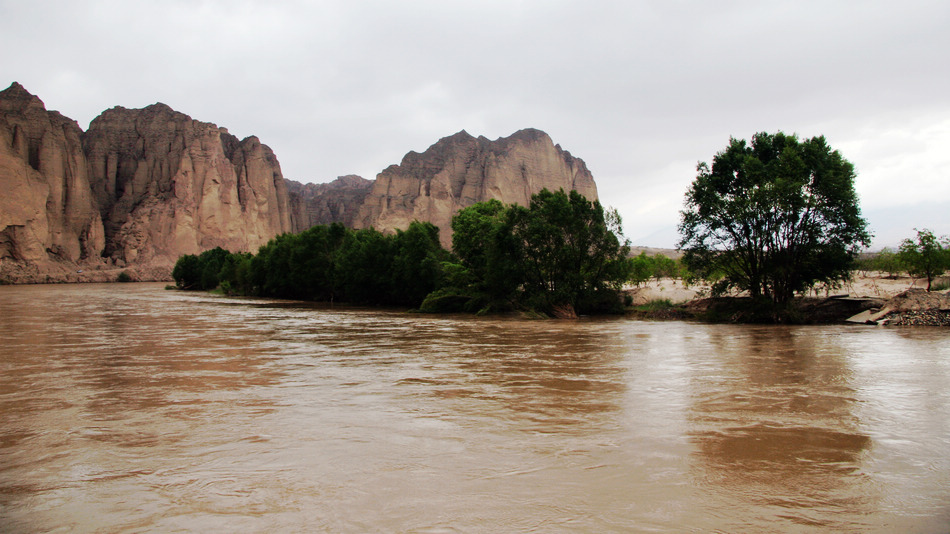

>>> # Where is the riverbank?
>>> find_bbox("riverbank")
[624,272,945,304]
[0,260,172,284]
[4,265,947,326]
[624,273,950,325]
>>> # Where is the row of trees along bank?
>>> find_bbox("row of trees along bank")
[175,131,946,319]
[173,189,632,317]
[854,229,950,291]
[173,221,449,307]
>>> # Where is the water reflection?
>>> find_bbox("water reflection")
[410,319,629,433]
[689,327,875,530]
[0,285,288,533]
[1,285,949,532]
[0,286,283,416]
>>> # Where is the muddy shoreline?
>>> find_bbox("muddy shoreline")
[624,273,950,326]
[0,261,172,285]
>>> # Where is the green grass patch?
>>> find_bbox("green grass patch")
[631,298,675,312]
[627,298,692,320]
[931,281,949,292]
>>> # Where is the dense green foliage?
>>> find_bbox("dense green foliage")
[626,252,685,286]
[430,189,631,316]
[897,228,950,291]
[173,222,450,307]
[512,189,631,314]
[426,199,521,313]
[173,190,631,315]
[854,248,903,278]
[678,132,870,303]
[627,252,653,287]
[172,246,236,291]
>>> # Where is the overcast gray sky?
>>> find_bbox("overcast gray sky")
[3,0,948,248]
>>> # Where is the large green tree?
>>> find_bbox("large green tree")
[678,132,870,304]
[898,228,949,291]
[438,189,630,316]
[449,199,523,308]
[510,189,631,315]
[389,221,452,305]
[172,247,231,290]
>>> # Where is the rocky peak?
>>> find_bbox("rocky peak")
[0,82,45,113]
[334,174,371,187]
[83,103,293,264]
[496,127,548,144]
[0,82,104,266]
[353,128,598,248]
[441,129,476,144]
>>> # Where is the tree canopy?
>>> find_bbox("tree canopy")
[678,132,870,303]
[511,189,631,314]
[173,222,450,308]
[173,189,630,316]
[440,189,631,316]
[898,228,949,291]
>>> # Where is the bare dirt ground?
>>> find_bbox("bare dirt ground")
[624,272,948,305]
[0,260,173,285]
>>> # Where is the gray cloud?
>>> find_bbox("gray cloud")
[4,0,948,247]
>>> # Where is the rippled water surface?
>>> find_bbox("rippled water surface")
[1,283,949,532]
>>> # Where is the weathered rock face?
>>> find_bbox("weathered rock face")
[83,103,293,265]
[1,83,605,282]
[0,82,105,265]
[0,82,296,280]
[353,128,598,247]
[287,174,373,232]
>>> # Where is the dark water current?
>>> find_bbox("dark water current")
[1,283,948,533]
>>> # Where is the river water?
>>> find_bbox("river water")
[0,283,948,533]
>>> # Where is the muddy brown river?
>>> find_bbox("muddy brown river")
[1,283,948,532]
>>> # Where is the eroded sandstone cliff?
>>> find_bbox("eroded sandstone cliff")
[83,103,293,266]
[0,82,105,267]
[353,128,598,247]
[1,82,604,283]
[0,82,295,281]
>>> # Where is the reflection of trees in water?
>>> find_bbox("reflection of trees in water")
[396,318,629,434]
[688,326,875,524]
